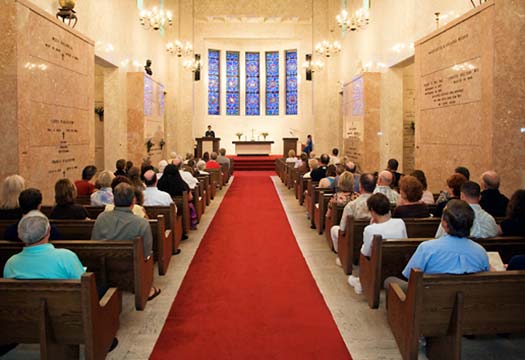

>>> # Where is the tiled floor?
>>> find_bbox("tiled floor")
[4,174,525,359]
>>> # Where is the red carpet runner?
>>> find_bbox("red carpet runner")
[150,171,351,359]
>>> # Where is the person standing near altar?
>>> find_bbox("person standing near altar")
[303,134,313,155]
[205,125,215,138]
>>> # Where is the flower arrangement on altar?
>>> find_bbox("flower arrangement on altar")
[261,132,269,140]
[235,132,243,140]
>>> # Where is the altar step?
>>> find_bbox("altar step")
[229,155,280,171]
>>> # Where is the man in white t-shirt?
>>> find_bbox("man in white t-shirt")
[347,193,407,294]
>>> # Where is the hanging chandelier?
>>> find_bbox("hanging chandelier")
[166,40,193,57]
[315,40,341,58]
[139,6,173,31]
[336,7,369,32]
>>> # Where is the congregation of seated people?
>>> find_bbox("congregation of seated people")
[279,150,525,293]
[0,150,228,356]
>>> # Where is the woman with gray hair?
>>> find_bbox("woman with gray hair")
[0,175,25,220]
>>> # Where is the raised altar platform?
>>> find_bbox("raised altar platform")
[232,140,274,156]
[228,155,280,171]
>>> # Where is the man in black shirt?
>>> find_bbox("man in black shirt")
[311,154,330,182]
[205,125,215,138]
[479,170,509,217]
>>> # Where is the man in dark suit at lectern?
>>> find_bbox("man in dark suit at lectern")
[205,125,215,138]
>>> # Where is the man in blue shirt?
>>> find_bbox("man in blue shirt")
[3,214,84,279]
[385,199,489,292]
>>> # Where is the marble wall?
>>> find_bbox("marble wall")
[0,0,94,204]
[414,0,524,196]
[27,0,172,170]
[342,72,381,173]
[127,73,166,167]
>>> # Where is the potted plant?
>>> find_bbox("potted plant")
[95,106,104,121]
[261,132,269,140]
[235,132,243,140]
[145,138,154,153]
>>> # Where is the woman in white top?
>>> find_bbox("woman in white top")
[347,193,407,294]
[285,149,297,164]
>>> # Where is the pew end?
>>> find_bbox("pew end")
[0,273,121,360]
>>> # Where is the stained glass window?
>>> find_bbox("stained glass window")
[208,49,220,115]
[265,51,279,116]
[226,51,240,115]
[285,50,298,115]
[245,52,260,116]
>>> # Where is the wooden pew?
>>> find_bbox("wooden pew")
[32,216,171,276]
[361,235,525,309]
[144,204,182,254]
[314,190,334,234]
[54,204,182,255]
[297,174,309,206]
[387,268,525,360]
[76,194,91,205]
[324,203,346,250]
[293,170,306,201]
[337,216,441,275]
[304,180,318,223]
[207,168,223,191]
[284,162,295,189]
[0,272,121,360]
[221,162,230,184]
[191,186,202,223]
[197,178,207,213]
[0,238,153,311]
[173,191,190,234]
[275,158,286,183]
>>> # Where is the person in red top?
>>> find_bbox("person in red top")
[74,165,97,196]
[205,152,221,169]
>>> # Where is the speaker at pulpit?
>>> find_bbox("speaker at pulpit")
[196,137,220,158]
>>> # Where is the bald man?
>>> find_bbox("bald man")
[479,170,509,217]
[373,170,400,205]
[143,170,174,207]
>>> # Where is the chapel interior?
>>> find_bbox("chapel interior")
[1,0,524,359]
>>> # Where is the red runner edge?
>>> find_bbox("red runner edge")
[150,172,351,359]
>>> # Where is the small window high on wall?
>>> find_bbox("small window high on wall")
[208,49,220,115]
[226,51,240,115]
[285,50,298,115]
[265,51,279,116]
[245,52,260,116]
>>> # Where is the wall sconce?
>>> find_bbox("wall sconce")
[183,54,201,81]
[302,54,324,81]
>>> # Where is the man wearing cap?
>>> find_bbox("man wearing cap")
[3,214,84,279]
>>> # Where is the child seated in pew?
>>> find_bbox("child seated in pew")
[348,193,407,294]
